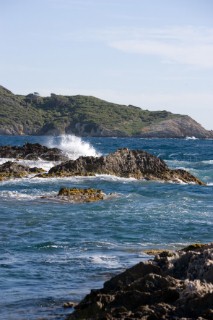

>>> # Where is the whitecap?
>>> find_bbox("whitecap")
[94,174,137,182]
[88,254,119,268]
[0,190,38,200]
[0,157,59,171]
[0,190,57,200]
[202,160,213,164]
[19,159,59,171]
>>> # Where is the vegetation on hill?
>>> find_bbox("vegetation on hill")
[0,85,212,137]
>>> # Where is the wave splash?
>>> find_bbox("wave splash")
[47,134,101,160]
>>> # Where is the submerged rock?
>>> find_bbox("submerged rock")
[0,142,68,161]
[68,243,213,320]
[46,148,204,185]
[0,161,45,181]
[57,187,106,203]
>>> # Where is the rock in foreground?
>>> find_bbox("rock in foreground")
[68,243,213,320]
[0,143,68,161]
[0,161,45,181]
[47,148,204,185]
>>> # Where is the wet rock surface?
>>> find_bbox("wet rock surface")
[68,243,213,320]
[56,187,106,203]
[0,143,69,161]
[47,148,205,185]
[0,161,45,181]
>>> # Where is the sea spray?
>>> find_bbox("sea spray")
[47,134,101,160]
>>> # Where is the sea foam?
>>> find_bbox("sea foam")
[47,134,101,160]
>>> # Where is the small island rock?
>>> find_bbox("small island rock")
[57,187,106,203]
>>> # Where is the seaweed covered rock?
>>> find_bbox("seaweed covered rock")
[47,148,205,185]
[0,143,68,161]
[0,161,45,181]
[68,243,213,319]
[57,187,106,203]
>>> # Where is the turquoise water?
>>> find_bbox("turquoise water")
[0,136,212,319]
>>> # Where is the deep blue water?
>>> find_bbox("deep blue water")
[0,136,212,319]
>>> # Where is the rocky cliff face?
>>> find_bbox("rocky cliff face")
[139,116,213,138]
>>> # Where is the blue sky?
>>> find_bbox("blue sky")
[0,0,213,129]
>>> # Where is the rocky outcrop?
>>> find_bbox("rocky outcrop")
[68,243,213,319]
[40,187,114,203]
[139,116,213,139]
[56,187,106,203]
[0,143,69,161]
[44,148,205,185]
[0,161,44,181]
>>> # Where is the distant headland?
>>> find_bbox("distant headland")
[0,85,212,138]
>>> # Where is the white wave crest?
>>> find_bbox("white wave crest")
[0,157,59,172]
[185,136,198,140]
[0,190,57,200]
[47,134,101,160]
[202,160,213,164]
[95,174,137,182]
[0,190,38,200]
[88,254,119,267]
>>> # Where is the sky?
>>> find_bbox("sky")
[0,0,213,130]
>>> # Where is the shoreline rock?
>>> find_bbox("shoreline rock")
[41,148,205,185]
[68,243,213,319]
[0,161,45,181]
[0,143,69,161]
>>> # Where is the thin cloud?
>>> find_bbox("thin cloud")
[108,26,213,68]
[55,25,213,68]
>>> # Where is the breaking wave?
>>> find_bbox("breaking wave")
[47,134,101,160]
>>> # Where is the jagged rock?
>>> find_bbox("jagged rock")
[0,143,69,161]
[0,161,45,181]
[46,148,205,185]
[68,244,213,320]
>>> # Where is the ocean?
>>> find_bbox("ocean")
[0,135,212,320]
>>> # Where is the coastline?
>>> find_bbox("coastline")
[0,136,212,320]
[67,243,213,320]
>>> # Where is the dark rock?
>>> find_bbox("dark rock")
[68,244,213,320]
[0,143,69,161]
[47,148,205,185]
[0,161,45,181]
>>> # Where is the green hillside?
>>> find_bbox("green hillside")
[0,85,180,136]
[1,85,212,138]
